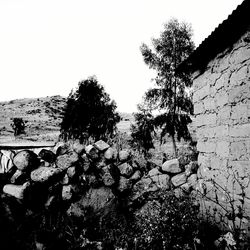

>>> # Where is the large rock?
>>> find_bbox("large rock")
[3,182,30,199]
[118,150,130,162]
[31,166,61,183]
[38,149,56,163]
[101,166,116,187]
[67,187,116,217]
[171,173,187,187]
[161,159,181,174]
[118,162,134,177]
[104,147,116,161]
[94,140,110,152]
[85,145,99,160]
[13,150,39,172]
[55,151,79,170]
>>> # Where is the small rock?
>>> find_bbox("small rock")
[72,141,85,154]
[31,167,61,182]
[118,162,134,177]
[38,149,56,163]
[10,169,28,184]
[117,177,132,192]
[101,166,116,186]
[62,185,73,200]
[118,150,130,162]
[13,150,39,172]
[130,170,142,182]
[148,167,161,177]
[85,145,99,160]
[104,147,115,161]
[61,173,69,185]
[185,161,199,177]
[67,166,77,179]
[94,140,110,152]
[56,151,79,170]
[171,173,187,187]
[3,182,30,199]
[180,183,192,193]
[162,159,181,174]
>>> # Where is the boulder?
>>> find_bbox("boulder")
[31,166,61,183]
[94,140,110,152]
[162,159,181,174]
[85,145,99,160]
[118,150,130,162]
[171,173,187,187]
[117,177,132,193]
[38,149,56,163]
[101,166,116,187]
[13,150,39,172]
[62,185,73,201]
[130,170,142,182]
[67,187,116,217]
[56,151,79,170]
[118,162,134,177]
[104,147,115,161]
[3,182,30,199]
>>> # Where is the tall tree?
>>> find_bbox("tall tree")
[60,76,120,143]
[140,18,195,156]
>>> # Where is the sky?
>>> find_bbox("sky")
[0,0,244,112]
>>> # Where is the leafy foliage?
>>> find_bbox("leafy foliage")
[11,117,26,136]
[60,76,120,143]
[129,106,155,156]
[140,18,195,155]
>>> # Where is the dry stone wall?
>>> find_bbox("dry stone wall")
[193,30,250,226]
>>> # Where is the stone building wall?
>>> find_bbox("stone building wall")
[192,30,250,225]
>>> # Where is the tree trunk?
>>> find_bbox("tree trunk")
[171,134,177,158]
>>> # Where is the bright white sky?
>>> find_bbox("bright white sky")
[0,0,244,112]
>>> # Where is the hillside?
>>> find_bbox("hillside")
[0,96,134,144]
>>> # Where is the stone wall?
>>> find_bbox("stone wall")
[192,30,250,227]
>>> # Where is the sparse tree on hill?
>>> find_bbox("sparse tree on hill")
[60,76,120,143]
[140,18,195,156]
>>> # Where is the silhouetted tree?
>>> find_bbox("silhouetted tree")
[11,118,26,136]
[60,76,120,143]
[140,18,195,156]
[130,105,155,157]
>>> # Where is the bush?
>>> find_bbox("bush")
[11,117,26,136]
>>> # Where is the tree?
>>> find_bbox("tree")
[11,118,26,136]
[130,105,155,157]
[60,76,120,143]
[140,18,195,156]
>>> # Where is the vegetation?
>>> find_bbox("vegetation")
[140,18,195,156]
[60,76,120,143]
[11,117,26,136]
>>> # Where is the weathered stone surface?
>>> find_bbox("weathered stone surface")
[162,159,181,174]
[85,145,99,160]
[67,166,77,179]
[118,162,134,177]
[130,170,142,182]
[104,147,115,160]
[187,174,198,188]
[56,151,79,170]
[67,187,116,217]
[148,167,161,177]
[3,182,30,199]
[180,183,192,193]
[13,150,39,172]
[101,166,116,186]
[62,185,73,201]
[31,167,61,182]
[38,149,56,163]
[151,174,171,190]
[171,173,187,187]
[117,176,132,193]
[94,140,110,152]
[118,150,130,162]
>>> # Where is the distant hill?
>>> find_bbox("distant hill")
[0,95,134,143]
